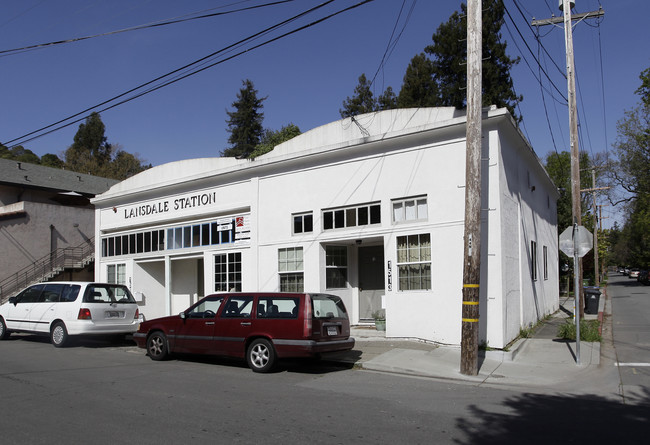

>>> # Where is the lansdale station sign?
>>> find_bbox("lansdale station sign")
[100,189,223,230]
[121,191,217,219]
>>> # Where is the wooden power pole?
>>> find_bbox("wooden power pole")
[460,0,482,376]
[532,1,604,318]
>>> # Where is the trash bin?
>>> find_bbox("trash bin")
[584,286,601,314]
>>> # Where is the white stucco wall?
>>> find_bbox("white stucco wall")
[92,107,559,348]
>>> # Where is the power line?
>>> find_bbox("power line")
[503,3,568,102]
[369,0,416,91]
[0,0,297,57]
[4,0,377,148]
[511,0,565,78]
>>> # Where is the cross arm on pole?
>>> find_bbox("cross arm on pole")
[531,8,604,27]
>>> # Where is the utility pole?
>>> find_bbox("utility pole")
[591,168,599,287]
[460,0,482,376]
[532,1,604,318]
[581,170,609,288]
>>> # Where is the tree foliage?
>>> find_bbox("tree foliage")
[249,123,301,158]
[425,0,521,119]
[64,112,112,174]
[1,144,41,164]
[544,151,593,231]
[63,112,150,180]
[397,53,438,108]
[223,79,266,158]
[339,74,397,118]
[606,66,650,267]
[341,1,521,121]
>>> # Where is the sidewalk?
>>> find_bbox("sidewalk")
[335,290,621,397]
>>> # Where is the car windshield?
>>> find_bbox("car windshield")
[83,284,136,303]
[310,293,348,319]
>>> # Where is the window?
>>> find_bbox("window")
[40,284,63,303]
[107,264,126,285]
[543,245,548,280]
[215,252,242,292]
[531,241,538,281]
[393,196,428,223]
[187,296,223,319]
[17,285,44,303]
[102,218,246,258]
[222,296,253,318]
[258,297,299,319]
[326,246,348,289]
[293,212,313,234]
[278,247,304,292]
[396,234,431,291]
[323,203,380,230]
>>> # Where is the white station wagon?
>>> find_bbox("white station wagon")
[0,282,140,347]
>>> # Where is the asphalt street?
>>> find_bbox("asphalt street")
[0,274,648,443]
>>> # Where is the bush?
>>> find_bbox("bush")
[557,319,601,342]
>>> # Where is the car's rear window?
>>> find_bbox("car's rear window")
[83,284,136,303]
[310,294,348,319]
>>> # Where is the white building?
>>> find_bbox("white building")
[92,107,559,349]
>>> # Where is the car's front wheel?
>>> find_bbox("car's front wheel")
[50,322,69,348]
[146,331,169,361]
[0,317,10,340]
[246,338,276,373]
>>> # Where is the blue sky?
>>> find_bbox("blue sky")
[1,1,648,228]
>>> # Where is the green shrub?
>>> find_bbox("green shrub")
[557,319,601,342]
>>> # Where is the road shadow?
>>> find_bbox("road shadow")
[455,389,650,444]
[160,351,357,375]
[4,333,137,348]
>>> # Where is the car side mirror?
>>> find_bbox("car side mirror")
[179,312,186,320]
[9,297,17,306]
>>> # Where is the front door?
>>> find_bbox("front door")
[358,246,385,321]
[216,295,255,357]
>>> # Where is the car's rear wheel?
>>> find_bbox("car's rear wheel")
[0,317,10,340]
[51,322,69,348]
[146,331,169,361]
[246,338,276,373]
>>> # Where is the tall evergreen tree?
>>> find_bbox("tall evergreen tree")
[423,0,522,119]
[64,112,149,179]
[397,53,438,108]
[377,86,398,110]
[224,79,266,158]
[64,112,112,174]
[340,74,377,118]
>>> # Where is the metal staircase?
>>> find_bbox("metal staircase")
[0,238,95,303]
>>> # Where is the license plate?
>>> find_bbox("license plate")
[106,311,122,318]
[327,326,337,336]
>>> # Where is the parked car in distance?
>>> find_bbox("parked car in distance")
[629,269,640,279]
[133,292,355,373]
[0,282,140,347]
[637,270,650,285]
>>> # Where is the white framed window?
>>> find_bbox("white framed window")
[396,234,431,290]
[292,212,313,234]
[392,196,428,223]
[278,247,304,292]
[215,252,242,292]
[326,245,348,289]
[543,245,548,280]
[107,263,126,285]
[531,241,538,281]
[323,202,380,230]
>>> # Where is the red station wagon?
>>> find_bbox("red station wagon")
[133,292,355,372]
